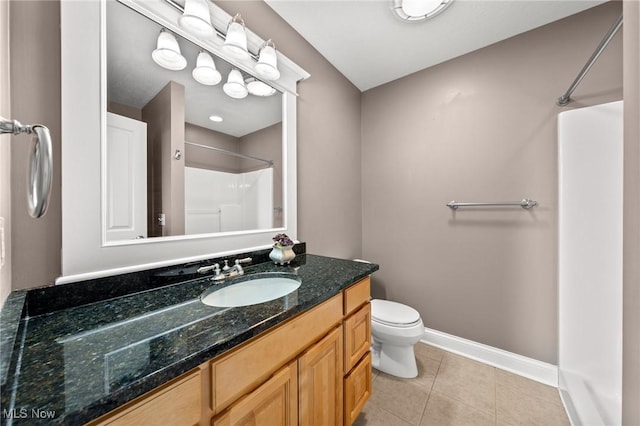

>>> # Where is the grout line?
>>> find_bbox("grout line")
[418,355,443,425]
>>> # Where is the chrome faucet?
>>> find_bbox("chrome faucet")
[231,257,252,275]
[197,257,252,280]
[197,263,225,281]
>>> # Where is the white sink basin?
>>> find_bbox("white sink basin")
[200,274,301,307]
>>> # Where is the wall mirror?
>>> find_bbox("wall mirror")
[60,0,309,281]
[106,0,284,243]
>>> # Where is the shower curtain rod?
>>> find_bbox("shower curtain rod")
[185,141,274,167]
[556,13,622,106]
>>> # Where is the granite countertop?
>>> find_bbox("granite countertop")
[0,252,378,425]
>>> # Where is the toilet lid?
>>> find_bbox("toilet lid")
[371,299,421,325]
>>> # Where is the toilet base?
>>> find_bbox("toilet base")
[371,341,418,378]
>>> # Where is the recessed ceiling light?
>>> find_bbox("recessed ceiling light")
[209,115,223,122]
[392,0,453,23]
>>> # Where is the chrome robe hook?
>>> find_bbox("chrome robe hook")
[1,117,53,218]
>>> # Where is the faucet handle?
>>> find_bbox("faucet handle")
[235,257,252,264]
[197,263,220,275]
[222,259,231,271]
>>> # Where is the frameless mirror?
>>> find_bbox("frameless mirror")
[105,0,283,243]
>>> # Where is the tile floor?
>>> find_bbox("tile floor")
[354,343,570,426]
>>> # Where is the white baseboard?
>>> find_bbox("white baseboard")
[420,327,558,387]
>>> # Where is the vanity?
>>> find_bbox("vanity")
[0,249,378,425]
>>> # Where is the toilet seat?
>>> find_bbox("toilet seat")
[371,299,421,327]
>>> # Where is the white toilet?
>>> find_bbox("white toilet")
[370,299,424,378]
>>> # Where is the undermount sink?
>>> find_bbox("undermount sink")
[200,273,302,307]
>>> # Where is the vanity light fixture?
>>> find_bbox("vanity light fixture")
[192,51,222,85]
[246,77,276,97]
[222,14,250,60]
[178,0,214,38]
[392,0,453,22]
[151,29,187,70]
[223,69,248,99]
[254,39,280,81]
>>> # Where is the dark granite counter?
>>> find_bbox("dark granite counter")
[0,250,378,425]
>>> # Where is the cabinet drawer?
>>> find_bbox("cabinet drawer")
[344,303,371,374]
[343,277,370,316]
[344,352,372,426]
[88,369,202,426]
[211,294,343,413]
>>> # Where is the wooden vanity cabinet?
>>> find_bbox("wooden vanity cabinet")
[87,277,372,426]
[341,279,372,426]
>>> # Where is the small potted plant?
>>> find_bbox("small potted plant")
[269,233,296,265]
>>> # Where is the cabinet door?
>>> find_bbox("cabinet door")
[298,326,344,426]
[344,353,372,426]
[344,303,371,374]
[213,362,298,426]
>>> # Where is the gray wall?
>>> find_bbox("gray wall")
[9,0,62,290]
[216,1,364,260]
[0,0,10,305]
[361,2,622,364]
[623,1,640,423]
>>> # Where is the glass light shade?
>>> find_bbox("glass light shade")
[254,40,280,81]
[392,0,452,22]
[192,51,222,85]
[246,78,276,97]
[179,0,214,38]
[151,29,187,70]
[223,69,248,99]
[222,14,249,60]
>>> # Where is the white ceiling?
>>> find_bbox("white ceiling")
[265,0,606,91]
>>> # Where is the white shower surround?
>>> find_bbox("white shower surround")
[558,100,623,426]
[184,166,274,235]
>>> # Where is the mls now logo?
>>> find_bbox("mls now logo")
[2,408,56,419]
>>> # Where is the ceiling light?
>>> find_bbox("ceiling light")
[223,69,248,99]
[246,77,276,97]
[254,39,280,81]
[151,29,187,70]
[209,115,223,122]
[179,0,214,38]
[392,0,453,22]
[192,51,222,85]
[222,14,250,60]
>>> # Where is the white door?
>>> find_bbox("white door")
[105,112,147,242]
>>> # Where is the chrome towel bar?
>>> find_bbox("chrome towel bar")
[447,199,538,210]
[1,116,53,218]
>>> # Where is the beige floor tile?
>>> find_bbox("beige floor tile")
[354,402,414,426]
[496,369,562,404]
[368,371,430,425]
[496,370,569,426]
[420,392,495,426]
[431,353,496,415]
[415,342,445,363]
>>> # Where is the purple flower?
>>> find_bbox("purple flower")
[272,233,294,247]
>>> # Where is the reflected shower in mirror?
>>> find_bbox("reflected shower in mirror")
[105,0,283,243]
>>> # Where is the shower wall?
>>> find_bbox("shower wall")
[558,100,622,425]
[361,2,622,363]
